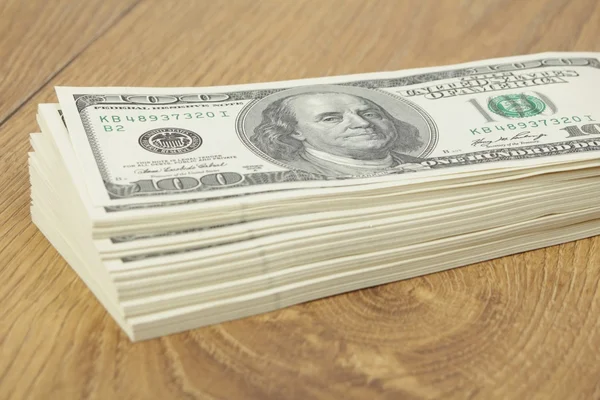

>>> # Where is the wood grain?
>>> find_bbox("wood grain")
[1,0,600,399]
[0,0,138,125]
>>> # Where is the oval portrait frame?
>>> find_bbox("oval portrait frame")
[236,84,439,172]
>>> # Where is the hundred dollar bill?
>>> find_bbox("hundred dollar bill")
[42,102,600,243]
[30,116,600,257]
[56,52,600,206]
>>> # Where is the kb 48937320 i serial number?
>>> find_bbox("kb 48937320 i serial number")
[99,111,231,132]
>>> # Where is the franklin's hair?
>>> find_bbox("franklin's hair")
[250,92,423,162]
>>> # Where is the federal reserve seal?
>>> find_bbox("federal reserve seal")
[138,128,202,154]
[488,94,546,119]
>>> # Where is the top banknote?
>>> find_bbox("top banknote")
[57,52,600,206]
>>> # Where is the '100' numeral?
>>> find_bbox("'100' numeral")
[131,172,243,193]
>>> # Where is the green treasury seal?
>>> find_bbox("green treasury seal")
[488,94,546,118]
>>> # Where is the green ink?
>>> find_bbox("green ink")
[488,94,546,118]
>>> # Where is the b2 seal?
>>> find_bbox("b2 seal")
[139,128,202,154]
[488,94,546,118]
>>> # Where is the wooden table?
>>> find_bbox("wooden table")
[1,1,599,398]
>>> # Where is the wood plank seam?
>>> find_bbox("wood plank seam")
[0,0,142,130]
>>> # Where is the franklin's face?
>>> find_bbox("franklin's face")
[288,93,398,159]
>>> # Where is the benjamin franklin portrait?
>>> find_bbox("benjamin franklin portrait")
[248,90,429,177]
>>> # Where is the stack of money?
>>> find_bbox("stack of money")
[29,52,600,341]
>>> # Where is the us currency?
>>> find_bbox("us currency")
[40,102,600,245]
[32,110,600,257]
[106,206,600,314]
[56,52,600,209]
[30,177,600,323]
[104,176,600,269]
[30,142,600,301]
[107,215,600,337]
[86,166,600,257]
